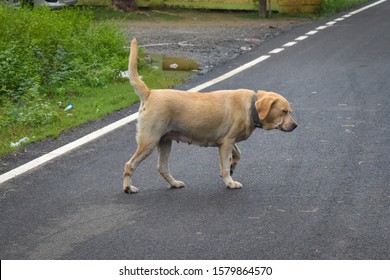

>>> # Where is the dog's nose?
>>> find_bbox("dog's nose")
[286,123,297,132]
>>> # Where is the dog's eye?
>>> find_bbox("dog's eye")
[282,110,288,114]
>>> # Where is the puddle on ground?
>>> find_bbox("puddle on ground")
[143,53,199,72]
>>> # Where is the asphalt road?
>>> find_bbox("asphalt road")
[1,1,389,260]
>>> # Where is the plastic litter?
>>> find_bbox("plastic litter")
[10,137,29,148]
[64,103,73,111]
[119,71,129,78]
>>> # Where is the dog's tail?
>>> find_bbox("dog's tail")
[129,38,150,101]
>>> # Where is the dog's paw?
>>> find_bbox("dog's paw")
[124,185,139,193]
[226,181,243,189]
[170,181,186,189]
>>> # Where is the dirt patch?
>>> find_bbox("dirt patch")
[121,11,311,73]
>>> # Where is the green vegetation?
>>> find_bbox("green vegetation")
[0,5,191,156]
[317,0,369,17]
[0,70,190,156]
[0,5,127,99]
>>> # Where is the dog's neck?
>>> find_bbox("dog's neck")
[251,94,263,129]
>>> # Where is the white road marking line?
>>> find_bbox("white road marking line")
[189,55,271,92]
[335,17,345,21]
[1,0,387,185]
[0,114,138,184]
[269,48,284,54]
[295,35,308,41]
[283,41,297,47]
[306,30,318,35]
[349,0,387,14]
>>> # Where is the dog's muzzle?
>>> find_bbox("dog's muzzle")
[280,122,297,132]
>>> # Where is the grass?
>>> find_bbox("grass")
[317,0,369,17]
[0,5,194,157]
[0,69,192,157]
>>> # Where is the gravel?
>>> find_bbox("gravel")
[123,18,308,73]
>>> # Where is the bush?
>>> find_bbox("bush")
[0,4,128,101]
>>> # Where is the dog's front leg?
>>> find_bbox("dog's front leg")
[230,144,241,175]
[219,142,243,189]
[157,139,185,189]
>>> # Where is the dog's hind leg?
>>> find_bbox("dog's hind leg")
[219,141,243,189]
[123,138,157,193]
[157,139,186,189]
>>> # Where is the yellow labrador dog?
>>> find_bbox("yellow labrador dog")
[123,38,297,193]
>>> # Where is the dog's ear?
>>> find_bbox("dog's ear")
[256,97,277,120]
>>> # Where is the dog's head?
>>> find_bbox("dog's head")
[255,91,297,132]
